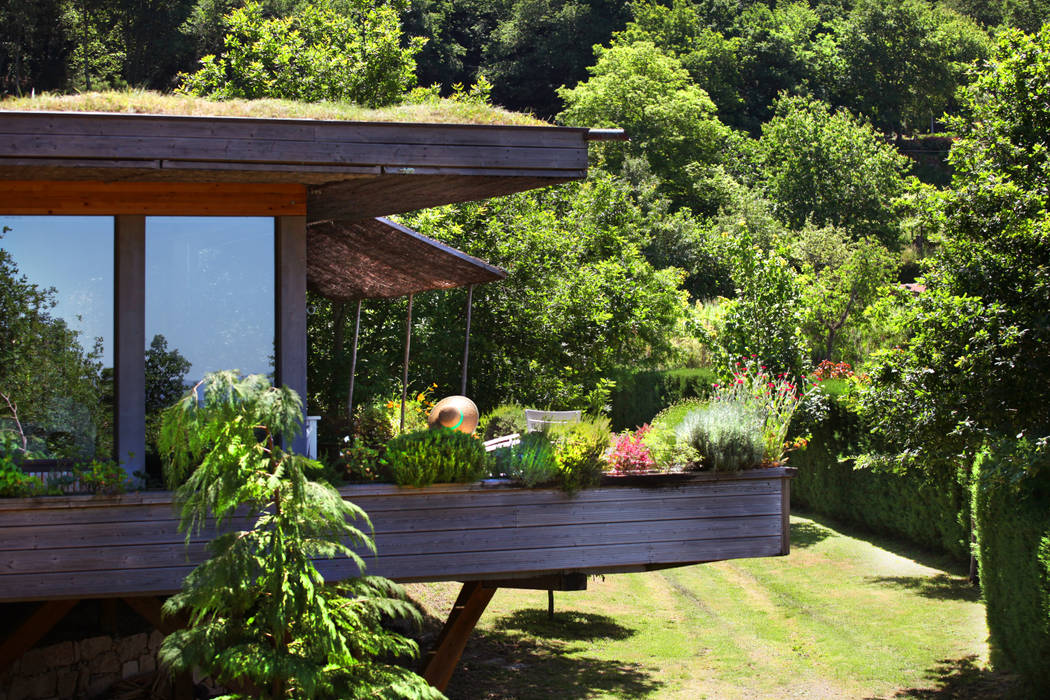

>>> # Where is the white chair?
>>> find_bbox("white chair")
[524,409,581,432]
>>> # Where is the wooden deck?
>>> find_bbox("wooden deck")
[0,469,793,603]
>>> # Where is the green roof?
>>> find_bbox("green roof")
[0,90,550,127]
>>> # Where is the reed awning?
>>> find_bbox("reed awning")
[306,217,505,301]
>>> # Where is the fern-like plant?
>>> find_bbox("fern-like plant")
[157,371,441,699]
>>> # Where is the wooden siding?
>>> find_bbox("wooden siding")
[0,469,793,602]
[0,112,589,221]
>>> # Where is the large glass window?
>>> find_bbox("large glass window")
[144,217,275,465]
[0,216,114,462]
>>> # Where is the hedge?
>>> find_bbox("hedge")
[790,384,971,563]
[973,440,1050,689]
[609,368,717,431]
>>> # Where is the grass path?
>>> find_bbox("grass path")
[406,513,1022,699]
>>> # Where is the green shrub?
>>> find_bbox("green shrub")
[480,403,527,441]
[494,432,560,487]
[0,460,45,497]
[384,429,487,487]
[790,384,971,562]
[548,417,612,494]
[677,402,765,472]
[610,368,718,431]
[643,399,703,470]
[73,459,127,495]
[352,391,429,449]
[973,439,1050,688]
[337,438,384,483]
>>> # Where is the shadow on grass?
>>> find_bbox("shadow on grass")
[491,609,635,642]
[864,574,980,602]
[790,519,836,549]
[444,623,663,700]
[876,655,1027,699]
[791,509,971,576]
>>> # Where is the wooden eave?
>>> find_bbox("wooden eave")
[308,217,505,301]
[0,110,590,221]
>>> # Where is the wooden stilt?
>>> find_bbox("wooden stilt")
[400,293,414,434]
[347,299,362,420]
[422,582,496,692]
[461,284,474,396]
[548,589,555,619]
[0,599,77,673]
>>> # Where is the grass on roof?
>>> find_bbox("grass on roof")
[0,89,550,127]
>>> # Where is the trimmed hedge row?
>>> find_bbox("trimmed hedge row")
[789,387,971,563]
[610,368,717,431]
[973,440,1050,688]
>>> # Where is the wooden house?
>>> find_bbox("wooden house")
[0,103,793,692]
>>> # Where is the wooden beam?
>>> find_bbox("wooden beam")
[0,599,77,673]
[275,216,308,454]
[422,582,496,692]
[0,180,307,216]
[477,573,587,591]
[114,215,145,482]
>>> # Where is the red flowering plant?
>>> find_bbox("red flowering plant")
[711,356,816,465]
[606,424,657,474]
[812,360,854,380]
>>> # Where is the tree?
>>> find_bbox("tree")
[158,371,440,699]
[307,175,687,416]
[482,0,631,118]
[858,26,1050,472]
[834,0,990,135]
[710,229,810,379]
[0,228,108,460]
[753,96,911,247]
[557,41,730,213]
[791,227,898,362]
[179,0,423,106]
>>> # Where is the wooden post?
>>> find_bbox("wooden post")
[423,582,496,692]
[114,215,145,482]
[461,284,474,396]
[400,293,413,434]
[347,299,362,421]
[275,216,308,453]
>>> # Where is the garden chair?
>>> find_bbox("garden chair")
[524,409,581,432]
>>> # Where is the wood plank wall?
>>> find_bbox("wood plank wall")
[0,471,792,602]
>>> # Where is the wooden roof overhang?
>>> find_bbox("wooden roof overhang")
[0,110,598,221]
[308,216,505,300]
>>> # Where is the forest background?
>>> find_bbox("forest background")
[3,0,1049,688]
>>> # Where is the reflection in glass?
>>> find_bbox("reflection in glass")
[0,216,114,462]
[144,217,275,469]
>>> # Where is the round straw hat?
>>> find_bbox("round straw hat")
[427,395,480,434]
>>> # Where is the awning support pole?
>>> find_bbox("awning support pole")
[401,293,414,434]
[461,284,474,396]
[346,299,362,421]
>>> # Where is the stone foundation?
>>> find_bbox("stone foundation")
[0,630,164,700]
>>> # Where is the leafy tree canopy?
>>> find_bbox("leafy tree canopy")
[752,95,911,247]
[178,0,423,106]
[858,26,1050,476]
[308,175,688,416]
[557,41,730,213]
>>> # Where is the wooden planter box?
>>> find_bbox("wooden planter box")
[0,468,793,603]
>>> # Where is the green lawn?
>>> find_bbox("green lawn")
[406,514,1023,699]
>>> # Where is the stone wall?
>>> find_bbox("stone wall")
[0,630,163,700]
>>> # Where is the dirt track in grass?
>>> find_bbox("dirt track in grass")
[404,513,1027,699]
